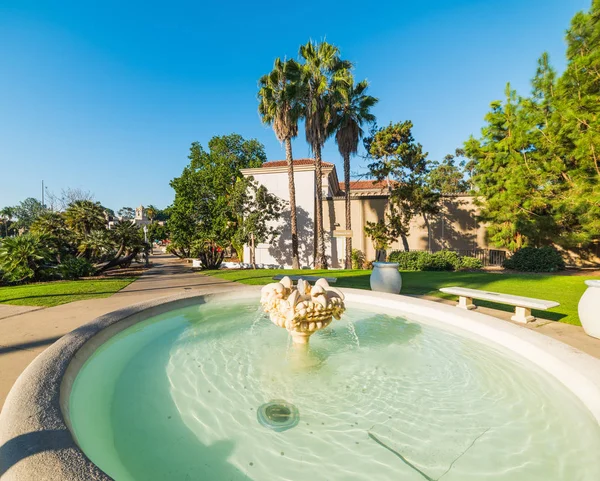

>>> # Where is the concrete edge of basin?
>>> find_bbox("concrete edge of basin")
[1,286,600,480]
[0,286,261,481]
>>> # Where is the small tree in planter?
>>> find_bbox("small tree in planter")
[364,217,398,262]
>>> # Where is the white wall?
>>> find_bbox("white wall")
[243,169,316,267]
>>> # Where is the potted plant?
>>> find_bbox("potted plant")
[579,280,600,339]
[364,220,402,294]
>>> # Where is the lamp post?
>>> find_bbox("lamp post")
[143,225,150,266]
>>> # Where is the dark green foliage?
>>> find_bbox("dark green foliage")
[458,256,484,270]
[388,250,483,272]
[427,149,470,194]
[147,223,169,243]
[57,257,95,279]
[365,121,439,251]
[0,234,51,283]
[388,251,422,270]
[466,2,600,250]
[351,249,365,269]
[503,246,566,272]
[12,198,45,231]
[168,134,268,268]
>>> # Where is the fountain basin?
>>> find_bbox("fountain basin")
[1,288,600,480]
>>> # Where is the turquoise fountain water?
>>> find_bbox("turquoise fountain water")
[69,299,600,480]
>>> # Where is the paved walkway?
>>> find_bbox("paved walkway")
[0,254,240,408]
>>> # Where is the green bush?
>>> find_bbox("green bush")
[430,250,461,270]
[388,250,484,272]
[351,249,365,269]
[459,256,484,270]
[503,246,565,272]
[388,251,422,270]
[58,257,95,279]
[0,234,51,284]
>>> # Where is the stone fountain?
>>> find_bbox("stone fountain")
[260,276,346,344]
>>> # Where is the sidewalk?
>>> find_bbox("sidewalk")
[0,254,240,408]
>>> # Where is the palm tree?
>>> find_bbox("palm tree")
[299,40,352,269]
[146,205,157,223]
[64,200,107,239]
[0,207,14,237]
[332,76,378,269]
[258,58,302,269]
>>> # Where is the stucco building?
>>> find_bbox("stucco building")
[240,159,490,268]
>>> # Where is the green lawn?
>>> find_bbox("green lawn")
[0,278,137,308]
[203,269,598,326]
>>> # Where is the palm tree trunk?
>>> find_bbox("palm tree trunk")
[314,145,327,269]
[285,139,300,269]
[344,152,352,269]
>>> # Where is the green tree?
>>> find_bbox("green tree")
[331,76,378,268]
[551,2,600,246]
[232,179,285,268]
[427,149,469,194]
[169,134,266,267]
[0,207,15,238]
[12,198,45,231]
[258,58,303,268]
[366,121,439,251]
[145,205,157,223]
[118,207,135,220]
[299,40,352,268]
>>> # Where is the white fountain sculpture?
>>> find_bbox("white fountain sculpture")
[260,276,346,344]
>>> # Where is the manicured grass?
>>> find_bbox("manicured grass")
[0,278,137,308]
[203,269,598,326]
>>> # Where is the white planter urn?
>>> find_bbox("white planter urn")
[579,280,600,339]
[370,262,402,294]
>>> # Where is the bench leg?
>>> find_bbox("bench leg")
[457,296,476,310]
[511,306,535,323]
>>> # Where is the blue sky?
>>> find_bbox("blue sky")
[0,0,590,211]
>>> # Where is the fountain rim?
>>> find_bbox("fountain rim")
[2,286,600,480]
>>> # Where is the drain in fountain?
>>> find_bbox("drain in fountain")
[257,400,299,432]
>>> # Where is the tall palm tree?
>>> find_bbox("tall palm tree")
[299,40,351,269]
[332,77,378,269]
[0,207,14,237]
[258,58,302,269]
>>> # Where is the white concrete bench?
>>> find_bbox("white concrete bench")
[273,275,337,284]
[439,287,559,323]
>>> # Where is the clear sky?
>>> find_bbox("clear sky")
[0,0,590,211]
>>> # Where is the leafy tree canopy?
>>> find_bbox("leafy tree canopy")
[465,1,600,251]
[168,134,268,267]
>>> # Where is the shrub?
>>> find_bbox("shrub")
[459,256,484,270]
[503,246,565,272]
[58,257,95,279]
[0,234,51,284]
[351,249,365,269]
[430,250,461,271]
[388,251,422,270]
[388,250,484,272]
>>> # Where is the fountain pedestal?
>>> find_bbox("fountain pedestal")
[260,277,346,344]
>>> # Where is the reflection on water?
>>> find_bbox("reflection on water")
[69,300,600,481]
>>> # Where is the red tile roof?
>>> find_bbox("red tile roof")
[339,180,393,191]
[261,158,334,168]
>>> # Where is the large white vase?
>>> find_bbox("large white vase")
[370,262,402,294]
[579,280,600,339]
